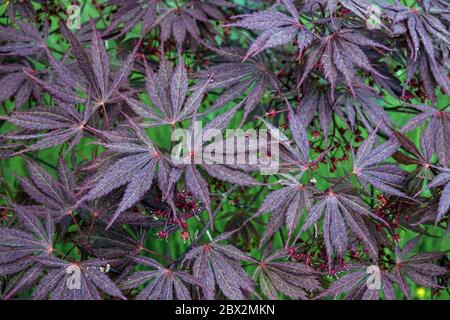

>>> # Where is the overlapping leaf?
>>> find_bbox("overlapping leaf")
[352,127,408,197]
[33,256,125,300]
[184,241,255,300]
[226,0,315,59]
[82,116,168,228]
[0,20,47,56]
[0,62,43,109]
[298,188,384,268]
[0,204,54,299]
[389,237,448,299]
[2,103,92,154]
[124,55,210,126]
[254,247,321,299]
[194,46,280,124]
[121,256,202,300]
[299,28,389,97]
[25,21,138,107]
[316,264,397,300]
[402,105,450,167]
[14,159,78,222]
[422,170,450,231]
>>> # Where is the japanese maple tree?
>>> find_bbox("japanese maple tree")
[0,0,448,300]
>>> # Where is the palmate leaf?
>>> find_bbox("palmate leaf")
[0,204,54,299]
[194,45,280,124]
[249,110,324,246]
[103,0,158,39]
[121,256,202,300]
[315,264,398,300]
[338,84,392,134]
[250,107,333,246]
[0,0,449,303]
[253,182,313,247]
[0,61,43,109]
[184,241,255,300]
[278,99,312,167]
[298,28,389,97]
[390,237,448,299]
[124,55,210,127]
[105,0,234,45]
[25,20,138,107]
[166,100,258,224]
[226,0,315,60]
[14,159,78,223]
[258,103,321,171]
[0,19,47,56]
[352,126,408,197]
[77,223,148,283]
[62,20,138,105]
[402,105,450,167]
[383,3,450,101]
[390,126,424,163]
[405,51,450,103]
[298,188,383,268]
[291,82,392,141]
[0,205,54,268]
[385,3,449,63]
[2,103,91,154]
[33,256,125,300]
[82,116,167,228]
[254,247,321,300]
[424,170,450,230]
[389,127,435,196]
[157,0,234,47]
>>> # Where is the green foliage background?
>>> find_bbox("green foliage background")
[0,0,448,300]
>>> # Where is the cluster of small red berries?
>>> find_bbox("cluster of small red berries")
[374,194,406,241]
[265,109,289,131]
[403,80,431,103]
[155,191,202,241]
[314,61,324,72]
[287,246,349,275]
[156,228,191,243]
[286,238,368,275]
[0,209,9,223]
[335,7,352,17]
